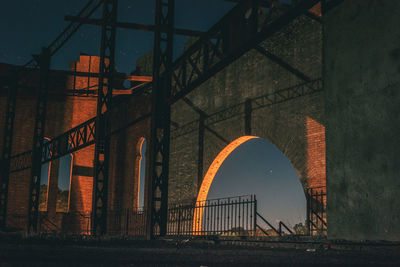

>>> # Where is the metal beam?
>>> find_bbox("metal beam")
[254,45,311,82]
[49,0,103,56]
[148,0,174,238]
[91,0,118,236]
[171,79,322,139]
[28,47,51,234]
[8,112,151,174]
[197,115,205,189]
[20,0,102,70]
[62,69,152,82]
[245,98,252,135]
[168,0,321,105]
[65,15,205,37]
[225,0,322,23]
[0,75,18,229]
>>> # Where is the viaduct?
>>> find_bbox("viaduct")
[0,0,399,242]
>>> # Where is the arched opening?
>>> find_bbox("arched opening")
[193,136,306,234]
[56,146,73,213]
[135,138,146,210]
[39,138,51,212]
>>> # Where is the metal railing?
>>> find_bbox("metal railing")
[307,186,327,236]
[3,194,305,238]
[104,195,299,237]
[255,212,294,237]
[108,209,147,236]
[168,195,257,236]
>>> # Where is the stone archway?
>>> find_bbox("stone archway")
[192,135,309,233]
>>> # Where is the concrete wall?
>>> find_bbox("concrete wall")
[325,0,400,241]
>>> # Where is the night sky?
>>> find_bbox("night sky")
[3,0,304,227]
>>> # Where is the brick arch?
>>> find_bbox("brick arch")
[192,136,257,232]
[134,137,146,209]
[195,136,258,204]
[250,112,326,191]
[192,134,311,232]
[167,12,324,205]
[39,137,52,212]
[56,145,74,213]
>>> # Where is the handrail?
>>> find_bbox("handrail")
[256,212,296,236]
[256,212,280,236]
[39,215,58,232]
[278,221,294,235]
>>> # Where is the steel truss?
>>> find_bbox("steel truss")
[28,47,51,233]
[147,0,174,238]
[169,0,321,104]
[306,186,327,235]
[8,111,150,174]
[0,75,18,228]
[1,0,327,237]
[91,0,118,236]
[171,79,322,139]
[0,0,102,231]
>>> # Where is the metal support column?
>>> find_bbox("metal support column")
[28,47,51,233]
[0,75,18,229]
[148,0,174,238]
[245,98,252,135]
[197,114,205,188]
[91,0,118,236]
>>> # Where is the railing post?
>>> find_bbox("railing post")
[148,0,175,239]
[177,205,181,236]
[306,188,311,236]
[125,208,129,236]
[28,47,51,234]
[253,195,257,236]
[0,74,18,230]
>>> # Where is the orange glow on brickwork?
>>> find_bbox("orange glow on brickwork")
[126,75,152,82]
[306,117,326,190]
[309,2,322,18]
[193,136,258,233]
[135,137,146,210]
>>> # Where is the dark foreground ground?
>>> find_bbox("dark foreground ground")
[0,234,399,266]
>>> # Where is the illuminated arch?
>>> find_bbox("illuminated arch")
[56,143,73,213]
[135,137,146,210]
[39,137,51,211]
[193,136,258,232]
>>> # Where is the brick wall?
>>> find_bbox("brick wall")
[1,55,100,232]
[167,14,325,204]
[1,6,326,235]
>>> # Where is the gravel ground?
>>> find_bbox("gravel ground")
[0,235,399,266]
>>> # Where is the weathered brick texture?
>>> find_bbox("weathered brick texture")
[1,7,325,234]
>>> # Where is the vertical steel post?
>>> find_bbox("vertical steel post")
[0,74,18,229]
[245,98,252,135]
[28,47,51,233]
[306,188,312,235]
[91,0,118,236]
[177,205,181,236]
[197,114,205,188]
[148,0,174,238]
[253,195,257,236]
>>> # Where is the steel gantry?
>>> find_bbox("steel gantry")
[91,0,118,236]
[0,74,18,228]
[0,0,103,232]
[147,0,175,238]
[28,47,51,233]
[0,0,331,237]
